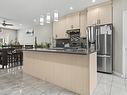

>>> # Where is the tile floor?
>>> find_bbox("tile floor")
[0,67,127,95]
[0,67,78,95]
[94,73,127,95]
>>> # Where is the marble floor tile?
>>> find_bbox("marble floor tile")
[111,85,127,95]
[112,75,126,88]
[94,73,127,95]
[93,82,111,95]
[0,67,127,95]
[0,66,78,95]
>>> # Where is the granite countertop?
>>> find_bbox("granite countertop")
[23,48,96,55]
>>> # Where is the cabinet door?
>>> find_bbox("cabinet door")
[53,21,61,39]
[66,12,80,30]
[53,17,68,39]
[72,12,80,29]
[80,10,87,37]
[59,17,68,38]
[87,7,99,26]
[87,2,112,26]
[98,4,112,24]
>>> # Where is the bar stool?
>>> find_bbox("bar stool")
[1,49,8,69]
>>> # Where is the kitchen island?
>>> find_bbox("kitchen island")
[23,49,97,95]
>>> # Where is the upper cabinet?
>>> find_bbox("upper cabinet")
[87,7,99,25]
[66,12,80,30]
[80,10,87,38]
[53,12,80,39]
[53,1,113,39]
[59,17,68,38]
[98,3,112,25]
[53,20,60,39]
[87,2,112,25]
[53,17,68,39]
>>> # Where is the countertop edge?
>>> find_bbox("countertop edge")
[23,49,96,55]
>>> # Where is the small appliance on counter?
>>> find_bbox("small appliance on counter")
[86,25,97,52]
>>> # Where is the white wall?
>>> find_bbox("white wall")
[0,28,17,45]
[123,11,127,78]
[17,25,34,45]
[34,23,53,44]
[17,23,53,45]
[113,0,127,75]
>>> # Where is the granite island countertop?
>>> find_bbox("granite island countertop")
[23,48,96,55]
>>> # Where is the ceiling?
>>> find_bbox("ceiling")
[0,0,110,26]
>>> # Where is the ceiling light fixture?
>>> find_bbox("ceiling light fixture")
[54,10,59,22]
[40,15,44,25]
[34,19,37,22]
[92,0,96,3]
[46,13,51,23]
[69,6,73,10]
[39,10,59,25]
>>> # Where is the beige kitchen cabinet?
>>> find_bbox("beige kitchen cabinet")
[87,7,99,26]
[24,51,97,95]
[66,12,80,30]
[80,10,87,38]
[87,2,112,26]
[53,17,67,39]
[53,12,80,39]
[59,17,68,38]
[98,3,112,24]
[53,21,61,39]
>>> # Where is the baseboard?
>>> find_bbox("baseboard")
[113,71,125,78]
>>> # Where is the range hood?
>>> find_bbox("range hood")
[66,29,80,34]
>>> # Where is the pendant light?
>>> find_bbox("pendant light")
[46,13,51,23]
[92,0,96,3]
[40,15,44,25]
[54,10,59,22]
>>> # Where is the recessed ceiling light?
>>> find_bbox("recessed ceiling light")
[34,19,37,22]
[19,24,22,26]
[92,0,96,3]
[69,6,73,10]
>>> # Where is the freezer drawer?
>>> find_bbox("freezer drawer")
[97,55,112,73]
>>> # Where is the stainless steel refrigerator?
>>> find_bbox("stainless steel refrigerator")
[96,24,113,73]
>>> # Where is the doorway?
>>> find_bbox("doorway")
[123,10,127,78]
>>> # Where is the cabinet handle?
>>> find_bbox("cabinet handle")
[97,19,101,25]
[55,34,57,38]
[71,25,74,29]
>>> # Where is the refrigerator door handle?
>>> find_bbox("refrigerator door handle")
[97,26,100,51]
[97,55,111,58]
